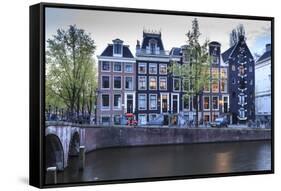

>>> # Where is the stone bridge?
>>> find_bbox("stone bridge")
[45,122,271,171]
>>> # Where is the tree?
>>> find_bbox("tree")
[229,24,246,47]
[46,25,97,122]
[171,18,210,127]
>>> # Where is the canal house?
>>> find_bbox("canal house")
[135,30,171,125]
[222,35,255,124]
[97,39,136,125]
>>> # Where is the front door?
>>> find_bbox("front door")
[161,93,169,113]
[126,94,134,113]
[171,94,179,113]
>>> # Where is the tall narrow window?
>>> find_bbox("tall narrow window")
[113,94,121,109]
[149,94,157,110]
[149,76,157,90]
[138,94,147,110]
[114,76,121,89]
[159,64,167,74]
[173,78,181,91]
[203,96,210,110]
[183,95,190,110]
[113,62,122,72]
[125,77,133,90]
[138,63,147,74]
[102,94,110,109]
[125,63,133,73]
[212,96,219,110]
[149,63,157,74]
[138,76,147,90]
[102,61,110,71]
[159,77,167,90]
[102,76,110,89]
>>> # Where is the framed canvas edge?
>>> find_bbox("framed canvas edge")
[29,2,275,189]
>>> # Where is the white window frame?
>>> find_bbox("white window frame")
[101,115,111,124]
[159,77,167,90]
[138,76,147,90]
[160,93,170,113]
[101,61,111,72]
[113,43,123,57]
[113,76,122,90]
[101,75,110,90]
[173,78,181,92]
[124,63,133,73]
[113,62,122,72]
[149,76,158,90]
[149,63,158,74]
[138,94,147,110]
[171,93,180,113]
[101,93,110,110]
[203,96,210,111]
[149,94,158,110]
[125,76,134,90]
[138,114,147,125]
[113,94,122,110]
[182,95,190,111]
[159,63,168,75]
[138,62,147,74]
[212,96,219,110]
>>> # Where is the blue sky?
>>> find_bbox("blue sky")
[46,8,271,60]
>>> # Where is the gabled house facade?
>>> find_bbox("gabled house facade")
[255,44,271,122]
[222,36,255,124]
[135,31,171,125]
[97,39,136,125]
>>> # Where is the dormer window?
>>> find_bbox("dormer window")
[113,39,123,57]
[149,39,158,54]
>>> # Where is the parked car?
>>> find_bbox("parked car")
[210,117,228,128]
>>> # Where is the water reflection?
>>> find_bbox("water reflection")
[57,141,271,183]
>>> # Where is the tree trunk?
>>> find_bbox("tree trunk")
[195,94,199,128]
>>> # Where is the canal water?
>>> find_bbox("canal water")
[57,141,271,183]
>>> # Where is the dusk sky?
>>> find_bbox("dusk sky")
[46,7,271,60]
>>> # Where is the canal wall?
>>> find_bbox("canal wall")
[83,127,271,152]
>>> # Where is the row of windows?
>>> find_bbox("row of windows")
[101,61,134,73]
[101,76,133,90]
[138,63,168,75]
[138,94,157,110]
[231,64,253,73]
[101,94,122,110]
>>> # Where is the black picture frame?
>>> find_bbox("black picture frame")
[30,2,274,188]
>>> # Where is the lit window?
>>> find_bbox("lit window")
[159,64,167,74]
[212,96,219,110]
[125,77,133,90]
[113,62,122,72]
[212,80,219,93]
[101,94,110,109]
[159,77,167,90]
[212,68,219,79]
[125,63,133,73]
[149,94,157,110]
[113,76,121,89]
[102,76,110,89]
[221,68,227,79]
[113,94,121,109]
[138,94,147,110]
[138,63,147,74]
[149,63,157,74]
[102,61,110,71]
[173,78,181,91]
[149,76,157,90]
[221,79,227,93]
[203,96,210,110]
[138,76,147,90]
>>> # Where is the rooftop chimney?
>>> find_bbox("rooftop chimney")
[266,44,271,52]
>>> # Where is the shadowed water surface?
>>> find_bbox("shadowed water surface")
[57,141,271,183]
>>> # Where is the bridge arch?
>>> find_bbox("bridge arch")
[45,134,64,171]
